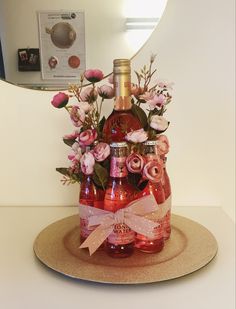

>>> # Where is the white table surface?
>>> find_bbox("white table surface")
[0,206,235,309]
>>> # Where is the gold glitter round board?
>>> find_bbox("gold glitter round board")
[33,214,218,284]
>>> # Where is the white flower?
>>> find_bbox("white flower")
[150,115,169,132]
[125,129,148,143]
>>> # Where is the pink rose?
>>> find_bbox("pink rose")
[78,129,98,146]
[51,92,69,108]
[125,129,148,143]
[126,153,145,174]
[80,87,98,102]
[139,90,155,102]
[68,142,82,162]
[84,69,104,83]
[79,101,93,113]
[157,135,170,155]
[80,152,95,175]
[92,142,110,162]
[157,80,174,90]
[150,115,169,132]
[63,130,80,140]
[147,94,166,109]
[70,105,86,127]
[131,84,145,98]
[108,73,114,84]
[143,160,163,183]
[98,85,115,99]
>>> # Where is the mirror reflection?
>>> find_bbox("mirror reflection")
[0,0,167,90]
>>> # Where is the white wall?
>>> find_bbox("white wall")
[132,0,235,219]
[0,0,164,86]
[0,0,235,220]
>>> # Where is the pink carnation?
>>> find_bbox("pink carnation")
[80,87,98,102]
[98,85,115,99]
[51,92,69,108]
[84,69,104,83]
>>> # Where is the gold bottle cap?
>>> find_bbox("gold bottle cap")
[110,142,128,148]
[113,59,131,74]
[143,140,159,146]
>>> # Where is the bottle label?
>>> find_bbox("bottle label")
[80,218,95,238]
[110,157,128,178]
[136,219,163,241]
[114,76,131,97]
[108,223,135,245]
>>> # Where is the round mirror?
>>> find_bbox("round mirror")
[0,0,167,90]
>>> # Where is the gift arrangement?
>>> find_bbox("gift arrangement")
[51,55,173,258]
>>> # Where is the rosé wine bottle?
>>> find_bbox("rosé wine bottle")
[104,142,136,258]
[102,59,142,143]
[79,174,105,244]
[135,140,165,253]
[161,156,172,240]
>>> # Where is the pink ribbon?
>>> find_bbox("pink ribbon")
[79,195,162,255]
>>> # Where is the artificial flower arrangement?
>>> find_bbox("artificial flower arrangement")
[51,55,173,191]
[51,55,173,256]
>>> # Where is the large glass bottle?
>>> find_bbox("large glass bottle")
[79,174,105,244]
[135,140,165,253]
[161,156,172,240]
[102,59,142,143]
[104,142,136,258]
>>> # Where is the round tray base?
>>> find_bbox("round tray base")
[34,214,217,284]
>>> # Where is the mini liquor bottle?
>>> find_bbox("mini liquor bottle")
[161,156,172,240]
[135,140,165,253]
[79,174,105,244]
[102,59,142,143]
[104,142,136,258]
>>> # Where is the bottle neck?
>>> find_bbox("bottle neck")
[114,72,132,111]
[110,156,128,178]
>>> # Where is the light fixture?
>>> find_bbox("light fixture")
[125,17,159,30]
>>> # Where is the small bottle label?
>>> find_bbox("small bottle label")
[110,157,128,178]
[136,219,163,241]
[80,218,95,238]
[108,223,135,245]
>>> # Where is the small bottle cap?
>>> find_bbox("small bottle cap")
[143,140,158,146]
[110,141,128,148]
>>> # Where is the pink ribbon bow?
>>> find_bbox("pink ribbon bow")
[79,195,161,255]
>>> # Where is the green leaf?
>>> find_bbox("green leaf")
[63,138,76,147]
[56,167,82,183]
[128,172,142,191]
[56,167,70,176]
[98,116,106,134]
[131,104,148,129]
[138,179,149,191]
[92,163,109,189]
